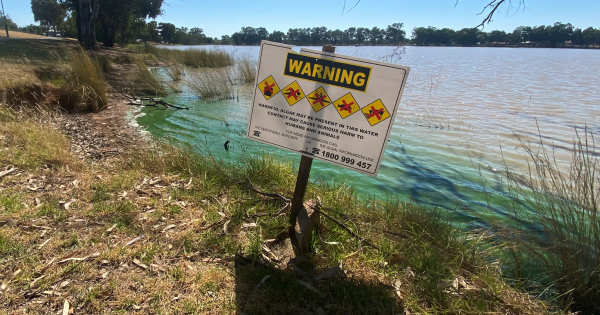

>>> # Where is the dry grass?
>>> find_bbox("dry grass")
[185,68,235,100]
[163,61,183,82]
[235,55,257,84]
[127,44,234,68]
[63,47,108,112]
[0,60,41,90]
[133,59,166,96]
[0,31,47,39]
[0,107,561,314]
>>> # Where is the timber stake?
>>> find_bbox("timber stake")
[289,45,335,253]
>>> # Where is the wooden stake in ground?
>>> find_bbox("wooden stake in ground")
[289,45,336,254]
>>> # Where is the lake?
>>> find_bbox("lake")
[135,45,600,228]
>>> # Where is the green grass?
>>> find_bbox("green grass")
[496,127,600,314]
[0,109,557,314]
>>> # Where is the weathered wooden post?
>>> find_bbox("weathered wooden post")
[288,45,335,253]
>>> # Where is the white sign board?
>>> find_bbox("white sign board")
[247,41,410,176]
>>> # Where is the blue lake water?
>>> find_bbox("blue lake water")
[135,45,600,228]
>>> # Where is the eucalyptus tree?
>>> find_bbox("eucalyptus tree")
[98,0,162,47]
[31,0,66,36]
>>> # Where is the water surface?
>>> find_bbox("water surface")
[136,45,600,227]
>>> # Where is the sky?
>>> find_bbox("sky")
[3,0,599,38]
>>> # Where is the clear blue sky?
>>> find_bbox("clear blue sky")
[3,0,599,38]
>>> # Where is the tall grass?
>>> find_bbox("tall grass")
[64,47,107,112]
[235,55,257,83]
[499,127,600,313]
[133,59,166,96]
[126,44,233,68]
[164,61,183,81]
[185,68,234,100]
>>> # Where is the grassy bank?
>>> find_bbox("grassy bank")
[127,44,233,68]
[0,106,555,314]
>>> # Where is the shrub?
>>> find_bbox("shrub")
[64,47,107,112]
[185,68,234,100]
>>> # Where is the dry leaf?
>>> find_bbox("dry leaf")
[223,220,230,234]
[297,280,321,295]
[30,275,46,289]
[162,224,176,232]
[241,223,258,229]
[405,267,415,278]
[255,275,270,288]
[125,235,144,247]
[60,280,70,289]
[107,224,117,233]
[132,305,142,310]
[262,245,279,261]
[133,259,148,270]
[39,238,52,250]
[314,266,341,281]
[62,299,69,315]
[63,199,76,211]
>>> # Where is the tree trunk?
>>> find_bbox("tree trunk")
[78,0,100,49]
[101,20,115,47]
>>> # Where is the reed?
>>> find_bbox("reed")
[498,126,600,313]
[133,59,166,96]
[185,68,234,100]
[235,55,257,83]
[127,44,234,68]
[164,61,183,81]
[64,47,107,112]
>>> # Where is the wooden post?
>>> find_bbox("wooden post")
[289,45,335,253]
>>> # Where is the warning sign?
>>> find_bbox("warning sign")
[362,100,391,126]
[257,75,280,100]
[282,81,305,106]
[307,87,332,112]
[333,93,360,119]
[247,41,410,176]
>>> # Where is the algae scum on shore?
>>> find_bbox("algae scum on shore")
[1,40,599,314]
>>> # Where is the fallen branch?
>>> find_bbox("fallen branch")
[307,203,380,250]
[0,166,17,179]
[241,179,378,250]
[239,180,291,203]
[120,91,190,110]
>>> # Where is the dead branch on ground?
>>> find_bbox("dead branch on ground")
[120,90,190,110]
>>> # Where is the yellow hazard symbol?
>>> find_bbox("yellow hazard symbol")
[306,87,332,113]
[333,92,360,119]
[362,99,391,126]
[257,75,280,100]
[282,81,306,106]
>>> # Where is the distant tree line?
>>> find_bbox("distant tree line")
[412,23,600,47]
[0,14,46,35]
[12,1,600,49]
[224,24,406,46]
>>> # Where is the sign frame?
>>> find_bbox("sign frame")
[247,40,410,177]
